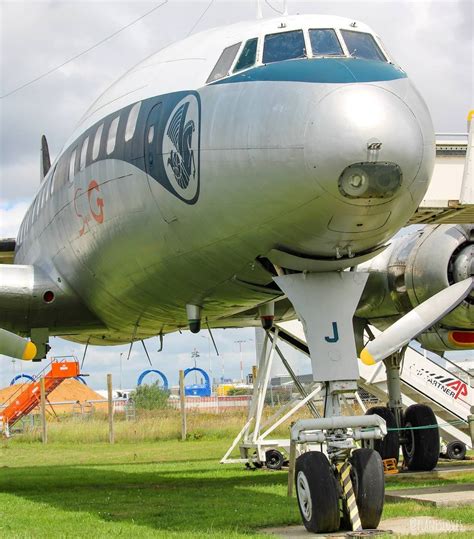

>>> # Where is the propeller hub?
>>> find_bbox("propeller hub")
[452,244,473,301]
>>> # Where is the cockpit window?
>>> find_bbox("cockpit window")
[340,30,386,62]
[234,38,258,72]
[263,30,306,64]
[207,42,242,83]
[309,29,343,56]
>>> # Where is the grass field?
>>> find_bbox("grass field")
[1,415,473,538]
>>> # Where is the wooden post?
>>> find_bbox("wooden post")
[107,373,114,444]
[179,369,187,441]
[287,440,296,497]
[40,376,47,444]
[252,365,257,384]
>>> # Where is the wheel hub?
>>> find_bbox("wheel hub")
[404,422,415,457]
[296,471,312,521]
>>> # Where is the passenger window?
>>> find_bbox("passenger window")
[40,184,47,208]
[93,124,104,160]
[68,149,77,183]
[107,117,120,155]
[125,102,141,142]
[49,164,57,196]
[263,30,306,64]
[309,29,343,56]
[234,38,258,72]
[206,42,242,83]
[80,136,89,171]
[147,125,155,144]
[340,30,386,62]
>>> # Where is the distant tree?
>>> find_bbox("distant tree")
[131,383,169,410]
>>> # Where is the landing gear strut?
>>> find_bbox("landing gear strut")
[366,348,440,471]
[275,272,386,533]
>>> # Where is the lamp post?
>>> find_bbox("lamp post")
[191,348,200,384]
[234,340,247,382]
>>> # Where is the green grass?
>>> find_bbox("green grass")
[1,431,473,537]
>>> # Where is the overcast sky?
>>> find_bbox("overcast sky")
[0,1,472,389]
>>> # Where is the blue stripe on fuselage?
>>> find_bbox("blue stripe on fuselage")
[211,58,407,85]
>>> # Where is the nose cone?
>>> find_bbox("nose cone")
[305,84,426,204]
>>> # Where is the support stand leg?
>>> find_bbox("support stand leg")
[383,349,405,431]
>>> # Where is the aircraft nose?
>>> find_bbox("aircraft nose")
[305,84,426,202]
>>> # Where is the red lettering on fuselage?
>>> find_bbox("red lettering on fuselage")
[75,180,105,235]
[87,180,105,224]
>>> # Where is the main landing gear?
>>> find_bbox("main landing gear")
[364,350,440,471]
[274,272,387,534]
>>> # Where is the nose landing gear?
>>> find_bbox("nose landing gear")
[289,415,386,534]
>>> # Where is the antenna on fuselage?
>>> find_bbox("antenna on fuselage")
[283,0,288,16]
[256,0,262,19]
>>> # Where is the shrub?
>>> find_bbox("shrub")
[227,387,251,396]
[130,383,169,410]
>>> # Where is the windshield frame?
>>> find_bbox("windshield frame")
[339,29,388,62]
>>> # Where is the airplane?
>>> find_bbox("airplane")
[1,13,472,534]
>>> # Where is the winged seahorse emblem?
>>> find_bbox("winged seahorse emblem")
[166,102,196,189]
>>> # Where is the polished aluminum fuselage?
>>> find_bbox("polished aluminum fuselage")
[8,16,436,344]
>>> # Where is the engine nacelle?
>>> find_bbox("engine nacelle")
[356,224,473,351]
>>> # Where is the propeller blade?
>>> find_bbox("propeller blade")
[0,328,37,360]
[360,277,473,365]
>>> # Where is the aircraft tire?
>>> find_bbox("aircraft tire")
[295,451,340,533]
[265,449,285,470]
[446,440,466,461]
[402,404,440,471]
[347,448,385,530]
[365,406,400,462]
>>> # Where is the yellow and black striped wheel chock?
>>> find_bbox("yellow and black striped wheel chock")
[338,461,362,531]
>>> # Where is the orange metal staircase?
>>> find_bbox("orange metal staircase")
[0,357,80,435]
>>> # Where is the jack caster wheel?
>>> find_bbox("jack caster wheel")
[265,449,285,470]
[365,406,400,462]
[295,451,340,533]
[347,448,385,530]
[446,440,466,461]
[402,404,439,471]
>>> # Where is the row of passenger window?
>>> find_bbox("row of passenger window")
[207,28,387,83]
[17,101,143,245]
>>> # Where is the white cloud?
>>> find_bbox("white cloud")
[0,200,28,237]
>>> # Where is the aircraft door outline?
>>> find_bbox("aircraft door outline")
[144,102,177,223]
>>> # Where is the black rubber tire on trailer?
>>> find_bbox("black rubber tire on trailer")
[365,406,400,462]
[349,448,385,530]
[295,451,340,533]
[446,440,466,461]
[402,404,440,471]
[265,449,285,470]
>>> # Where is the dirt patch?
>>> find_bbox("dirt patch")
[0,378,107,414]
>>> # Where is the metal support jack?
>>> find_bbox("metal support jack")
[221,328,322,468]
